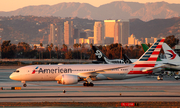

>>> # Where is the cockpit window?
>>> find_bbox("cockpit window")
[14,70,19,73]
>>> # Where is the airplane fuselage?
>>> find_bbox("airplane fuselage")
[10,64,152,82]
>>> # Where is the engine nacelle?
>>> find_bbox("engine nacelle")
[58,74,79,85]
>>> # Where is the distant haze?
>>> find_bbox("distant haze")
[0,1,180,21]
[0,0,180,11]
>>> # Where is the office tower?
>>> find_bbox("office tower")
[73,28,79,39]
[49,23,64,46]
[94,21,104,45]
[64,21,74,46]
[56,24,64,46]
[128,34,136,45]
[49,24,55,45]
[104,20,116,38]
[114,20,129,45]
[80,32,87,38]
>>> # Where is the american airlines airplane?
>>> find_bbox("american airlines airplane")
[9,38,165,87]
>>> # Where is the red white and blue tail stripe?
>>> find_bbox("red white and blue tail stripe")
[128,38,165,74]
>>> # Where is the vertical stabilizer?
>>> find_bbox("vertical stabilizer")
[122,54,133,63]
[92,46,109,64]
[133,38,165,66]
[162,43,180,63]
[128,38,165,74]
[141,44,162,61]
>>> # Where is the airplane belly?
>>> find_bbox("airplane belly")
[21,74,56,81]
[102,73,126,80]
[125,74,146,79]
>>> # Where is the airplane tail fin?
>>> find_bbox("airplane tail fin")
[92,46,109,64]
[162,43,180,63]
[122,54,133,64]
[133,38,165,66]
[141,44,162,61]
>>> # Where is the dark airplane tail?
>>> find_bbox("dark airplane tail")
[122,54,133,64]
[92,46,108,64]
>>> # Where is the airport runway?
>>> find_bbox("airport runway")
[1,69,180,102]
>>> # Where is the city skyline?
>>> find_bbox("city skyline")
[0,0,180,11]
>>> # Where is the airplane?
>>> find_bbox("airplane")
[92,45,133,64]
[162,43,180,71]
[92,44,164,80]
[9,38,165,87]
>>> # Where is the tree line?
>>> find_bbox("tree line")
[1,35,179,59]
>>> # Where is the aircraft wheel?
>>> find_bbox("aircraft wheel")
[83,83,87,86]
[90,82,94,87]
[23,84,27,87]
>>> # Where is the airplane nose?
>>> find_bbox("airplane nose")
[9,74,13,79]
[9,73,15,80]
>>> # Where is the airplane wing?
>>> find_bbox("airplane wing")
[78,66,129,77]
[163,63,179,66]
[142,64,166,72]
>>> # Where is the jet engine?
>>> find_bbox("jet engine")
[57,74,79,85]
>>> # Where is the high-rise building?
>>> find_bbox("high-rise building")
[80,32,87,38]
[49,23,64,46]
[128,34,142,45]
[49,24,55,45]
[56,24,64,46]
[114,20,129,45]
[104,20,116,38]
[64,21,74,46]
[128,34,136,45]
[94,21,104,45]
[73,28,79,39]
[145,37,159,44]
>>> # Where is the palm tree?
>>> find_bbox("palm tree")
[55,46,58,59]
[40,43,43,59]
[33,45,37,50]
[48,46,52,59]
[40,43,43,47]
[50,43,53,50]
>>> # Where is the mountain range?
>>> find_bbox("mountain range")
[0,1,180,21]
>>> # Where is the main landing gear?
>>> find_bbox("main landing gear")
[157,75,163,81]
[83,77,94,87]
[83,82,94,87]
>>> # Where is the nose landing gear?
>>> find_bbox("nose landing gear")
[23,84,27,87]
[21,81,27,87]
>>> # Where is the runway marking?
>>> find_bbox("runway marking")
[0,90,165,94]
[1,95,180,98]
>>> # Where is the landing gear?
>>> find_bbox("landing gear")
[21,81,27,87]
[174,76,180,80]
[83,82,94,87]
[23,84,27,87]
[157,75,163,81]
[83,77,94,87]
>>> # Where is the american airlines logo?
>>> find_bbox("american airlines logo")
[32,67,39,74]
[38,68,72,74]
[95,50,102,58]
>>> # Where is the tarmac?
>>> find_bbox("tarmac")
[1,68,180,104]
